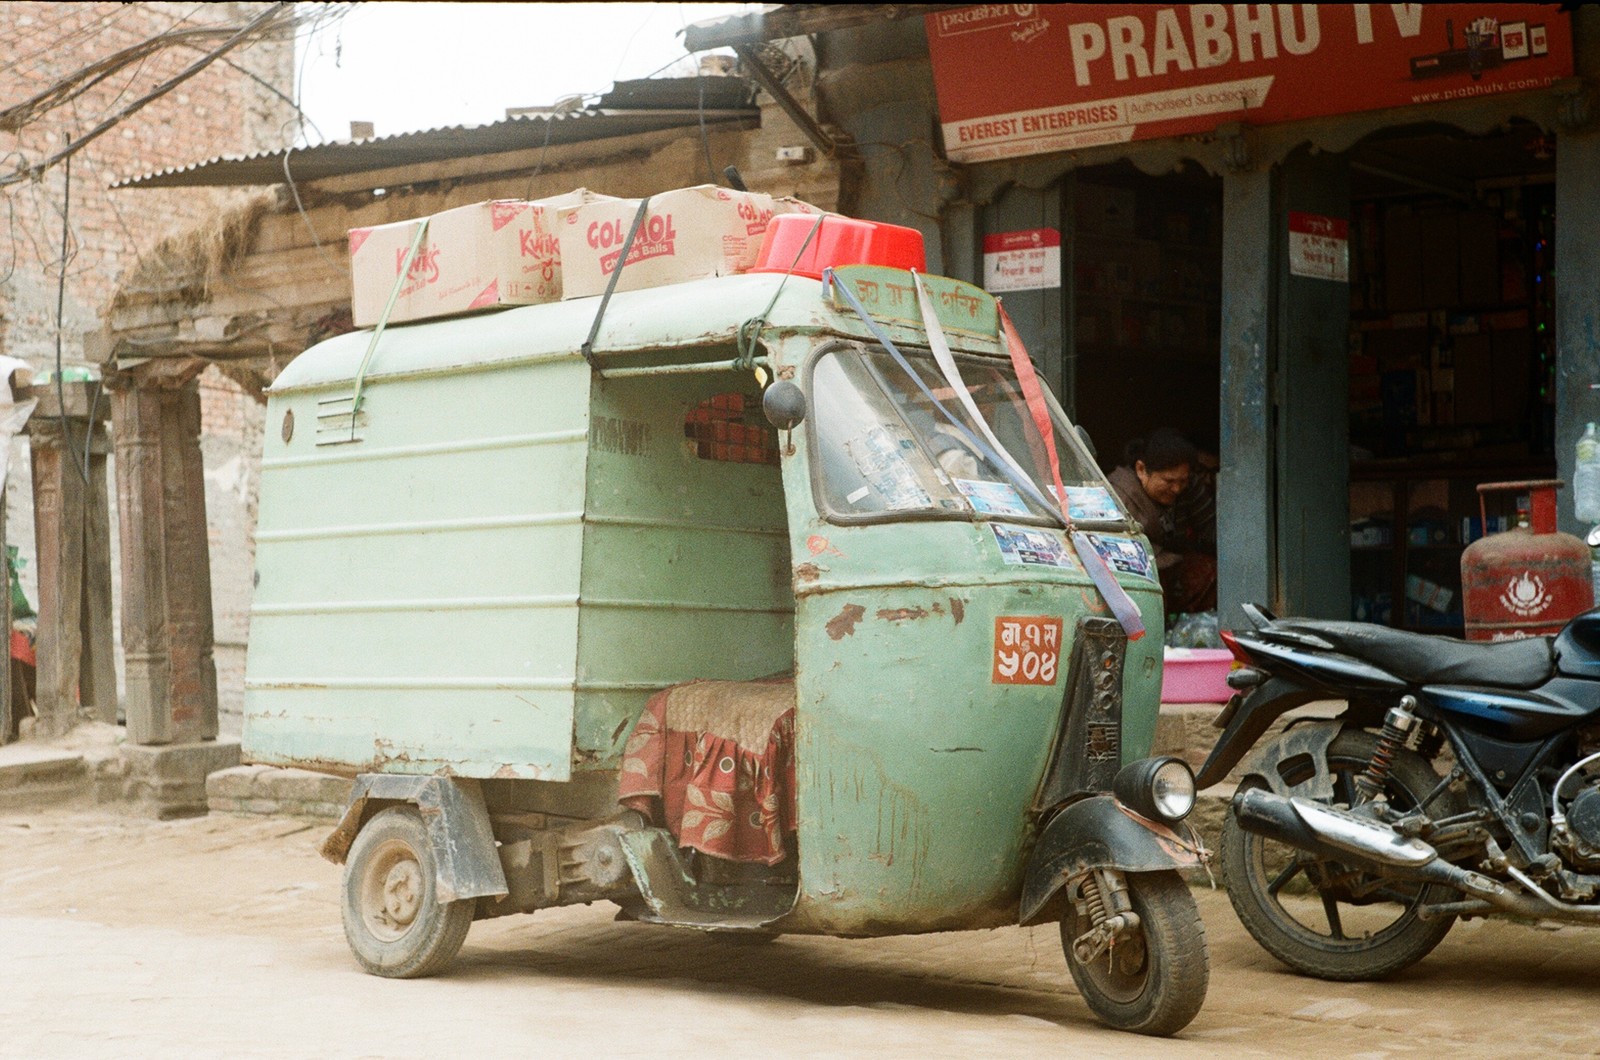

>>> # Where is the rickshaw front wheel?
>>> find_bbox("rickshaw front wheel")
[342,806,474,978]
[1060,869,1209,1036]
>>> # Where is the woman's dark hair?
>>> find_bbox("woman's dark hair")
[1123,428,1196,473]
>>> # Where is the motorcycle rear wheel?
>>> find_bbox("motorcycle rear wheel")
[1221,729,1456,981]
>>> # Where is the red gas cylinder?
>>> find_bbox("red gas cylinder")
[1461,480,1594,641]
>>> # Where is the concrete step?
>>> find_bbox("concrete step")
[207,765,352,820]
[0,744,90,809]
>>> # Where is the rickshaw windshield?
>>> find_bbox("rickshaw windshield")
[809,343,1127,527]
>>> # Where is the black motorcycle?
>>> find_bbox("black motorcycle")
[1196,602,1600,980]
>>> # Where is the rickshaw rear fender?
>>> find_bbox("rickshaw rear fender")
[1019,794,1201,925]
[321,773,509,904]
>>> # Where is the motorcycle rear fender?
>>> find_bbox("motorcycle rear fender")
[1194,676,1322,789]
[1232,720,1343,801]
[1019,794,1203,925]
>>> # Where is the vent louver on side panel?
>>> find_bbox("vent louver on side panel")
[316,393,367,445]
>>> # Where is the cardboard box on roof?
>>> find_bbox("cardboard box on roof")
[774,195,830,215]
[348,190,612,326]
[558,185,778,299]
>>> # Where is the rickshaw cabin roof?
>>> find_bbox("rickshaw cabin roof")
[271,269,1006,394]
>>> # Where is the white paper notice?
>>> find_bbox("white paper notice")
[1288,212,1349,282]
[982,228,1061,292]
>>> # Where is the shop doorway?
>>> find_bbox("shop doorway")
[1068,163,1224,476]
[1345,121,1557,633]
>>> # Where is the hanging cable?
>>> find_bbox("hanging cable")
[0,2,295,188]
[51,149,91,488]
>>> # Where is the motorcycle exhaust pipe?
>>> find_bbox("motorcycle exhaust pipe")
[1231,789,1535,910]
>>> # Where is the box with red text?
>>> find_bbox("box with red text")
[558,185,778,299]
[349,190,612,326]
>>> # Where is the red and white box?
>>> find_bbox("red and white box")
[348,190,611,326]
[558,185,778,299]
[774,195,831,216]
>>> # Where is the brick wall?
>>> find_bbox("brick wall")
[0,2,294,731]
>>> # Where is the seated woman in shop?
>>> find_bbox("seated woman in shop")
[1108,429,1217,614]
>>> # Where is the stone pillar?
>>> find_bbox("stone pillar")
[109,365,219,745]
[22,381,116,738]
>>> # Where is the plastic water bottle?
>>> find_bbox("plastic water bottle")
[1577,422,1600,523]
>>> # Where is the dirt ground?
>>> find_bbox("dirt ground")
[2,806,1599,1058]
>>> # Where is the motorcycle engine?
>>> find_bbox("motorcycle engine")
[1555,784,1600,871]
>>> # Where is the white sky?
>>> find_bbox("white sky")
[294,3,758,142]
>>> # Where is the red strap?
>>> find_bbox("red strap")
[998,302,1146,642]
[998,303,1070,525]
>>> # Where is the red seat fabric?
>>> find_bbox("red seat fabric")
[618,678,796,865]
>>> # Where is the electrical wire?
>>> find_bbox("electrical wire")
[50,150,93,488]
[0,4,131,82]
[0,2,298,187]
[0,5,301,134]
[697,72,716,183]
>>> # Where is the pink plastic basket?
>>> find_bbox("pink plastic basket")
[1161,648,1235,703]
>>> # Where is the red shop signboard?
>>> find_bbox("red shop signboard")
[928,4,1573,163]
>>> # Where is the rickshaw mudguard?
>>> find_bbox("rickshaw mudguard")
[1019,795,1201,925]
[321,773,508,904]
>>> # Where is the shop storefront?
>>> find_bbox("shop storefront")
[922,3,1596,630]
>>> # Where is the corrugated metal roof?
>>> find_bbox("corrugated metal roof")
[114,77,759,190]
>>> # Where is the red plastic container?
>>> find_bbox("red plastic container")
[750,213,926,279]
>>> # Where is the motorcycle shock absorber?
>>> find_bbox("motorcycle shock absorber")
[1355,696,1419,802]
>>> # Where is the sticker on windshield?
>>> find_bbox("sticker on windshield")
[1056,485,1122,522]
[990,523,1079,569]
[846,427,933,511]
[1085,533,1156,581]
[956,478,1030,517]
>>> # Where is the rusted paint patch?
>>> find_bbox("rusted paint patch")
[876,606,929,622]
[826,603,865,639]
[930,746,984,753]
[794,562,822,583]
[949,597,965,625]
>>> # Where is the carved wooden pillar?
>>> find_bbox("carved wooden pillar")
[110,364,218,745]
[23,381,116,738]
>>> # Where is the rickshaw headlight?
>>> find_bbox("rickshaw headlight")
[1113,756,1197,823]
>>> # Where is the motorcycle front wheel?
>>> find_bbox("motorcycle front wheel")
[1061,869,1209,1036]
[1221,729,1456,981]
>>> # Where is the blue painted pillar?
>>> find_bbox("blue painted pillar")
[1554,125,1600,535]
[1218,148,1352,627]
[1217,166,1275,629]
[1272,149,1352,621]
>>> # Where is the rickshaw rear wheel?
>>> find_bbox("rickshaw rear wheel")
[1060,869,1208,1037]
[342,806,473,978]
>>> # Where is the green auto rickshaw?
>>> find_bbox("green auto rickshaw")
[243,262,1210,1035]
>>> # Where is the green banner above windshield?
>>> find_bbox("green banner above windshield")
[828,266,997,339]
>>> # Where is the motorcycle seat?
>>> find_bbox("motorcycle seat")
[1272,620,1555,689]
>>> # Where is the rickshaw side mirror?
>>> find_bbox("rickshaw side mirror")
[763,381,807,431]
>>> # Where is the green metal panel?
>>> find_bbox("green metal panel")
[245,338,592,780]
[574,364,794,767]
[769,390,1165,936]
